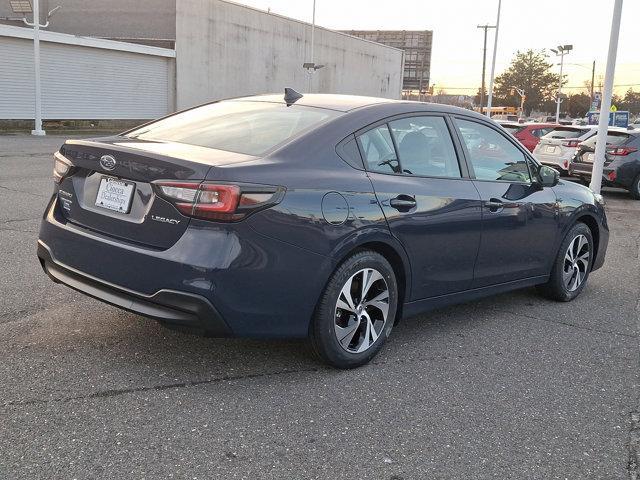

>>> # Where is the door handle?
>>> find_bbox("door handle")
[389,195,417,212]
[485,198,504,213]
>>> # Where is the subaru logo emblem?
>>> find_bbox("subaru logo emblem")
[100,155,116,171]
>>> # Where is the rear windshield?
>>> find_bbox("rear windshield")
[125,101,340,156]
[543,127,586,139]
[582,132,632,148]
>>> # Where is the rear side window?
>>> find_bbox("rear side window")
[125,101,340,156]
[582,132,632,148]
[532,128,553,138]
[388,116,461,178]
[358,125,399,174]
[455,118,532,183]
[501,124,523,135]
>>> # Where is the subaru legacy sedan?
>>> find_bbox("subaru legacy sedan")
[38,92,609,368]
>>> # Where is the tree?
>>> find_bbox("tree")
[565,93,591,118]
[620,89,640,115]
[492,50,562,115]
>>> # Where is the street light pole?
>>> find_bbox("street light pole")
[551,45,572,123]
[556,49,565,124]
[485,0,501,117]
[590,0,624,195]
[477,24,495,115]
[31,0,45,136]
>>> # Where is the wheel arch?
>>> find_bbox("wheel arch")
[328,232,412,322]
[574,213,600,267]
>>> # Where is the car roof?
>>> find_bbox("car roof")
[228,93,399,112]
[225,92,487,118]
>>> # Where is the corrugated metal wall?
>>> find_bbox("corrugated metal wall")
[0,36,171,119]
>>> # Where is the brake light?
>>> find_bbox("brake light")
[607,171,617,182]
[53,151,73,183]
[606,147,638,156]
[562,139,581,148]
[154,181,284,222]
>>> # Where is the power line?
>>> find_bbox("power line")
[432,83,640,91]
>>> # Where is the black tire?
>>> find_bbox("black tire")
[537,222,593,302]
[629,174,640,200]
[310,250,398,369]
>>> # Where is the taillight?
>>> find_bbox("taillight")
[607,171,617,182]
[53,151,73,183]
[606,147,638,156]
[562,139,581,148]
[154,181,284,222]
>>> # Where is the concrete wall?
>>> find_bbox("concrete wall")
[175,0,404,110]
[0,0,176,48]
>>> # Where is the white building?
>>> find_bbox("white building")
[0,0,404,123]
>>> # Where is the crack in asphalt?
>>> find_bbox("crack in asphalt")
[484,306,638,339]
[0,216,39,225]
[0,348,542,408]
[628,234,640,479]
[0,227,37,235]
[0,152,53,158]
[1,367,322,408]
[630,412,640,480]
[0,184,49,198]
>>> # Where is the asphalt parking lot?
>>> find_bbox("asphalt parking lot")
[1,133,639,479]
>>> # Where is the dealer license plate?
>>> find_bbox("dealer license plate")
[95,177,135,213]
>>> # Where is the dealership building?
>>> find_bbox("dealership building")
[0,0,405,125]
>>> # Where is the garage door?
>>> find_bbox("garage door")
[0,34,172,120]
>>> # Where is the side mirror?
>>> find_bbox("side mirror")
[537,165,560,187]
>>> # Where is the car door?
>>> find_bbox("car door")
[357,115,482,301]
[452,117,559,288]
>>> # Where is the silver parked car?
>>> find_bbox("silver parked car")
[533,126,597,173]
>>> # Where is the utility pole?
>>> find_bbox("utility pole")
[590,60,596,104]
[477,24,496,115]
[486,0,502,117]
[511,87,526,119]
[590,0,623,195]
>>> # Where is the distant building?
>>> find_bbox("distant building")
[341,30,432,98]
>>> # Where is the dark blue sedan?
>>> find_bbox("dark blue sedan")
[38,91,609,368]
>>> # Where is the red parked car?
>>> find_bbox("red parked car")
[513,123,558,152]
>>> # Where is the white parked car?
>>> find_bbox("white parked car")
[533,126,598,173]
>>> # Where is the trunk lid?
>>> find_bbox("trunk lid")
[57,136,256,249]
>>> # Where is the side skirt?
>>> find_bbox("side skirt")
[402,275,549,319]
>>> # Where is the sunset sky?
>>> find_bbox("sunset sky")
[236,0,639,96]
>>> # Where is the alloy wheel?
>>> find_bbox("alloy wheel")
[563,234,590,292]
[334,268,390,354]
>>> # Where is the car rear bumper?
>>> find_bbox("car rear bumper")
[38,195,334,338]
[569,162,618,187]
[535,152,572,170]
[38,241,232,335]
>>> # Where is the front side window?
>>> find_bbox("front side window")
[388,116,461,178]
[455,118,532,183]
[357,125,399,174]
